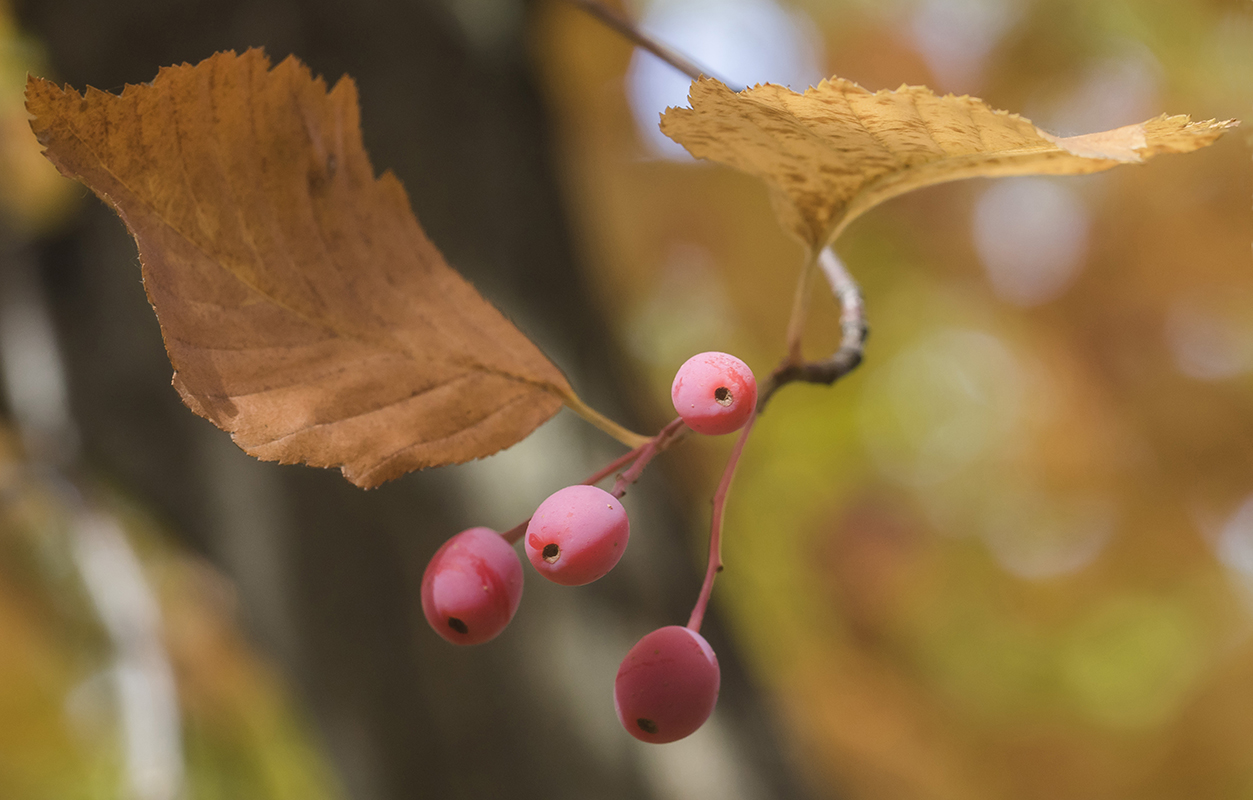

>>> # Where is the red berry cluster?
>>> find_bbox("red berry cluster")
[421,351,757,743]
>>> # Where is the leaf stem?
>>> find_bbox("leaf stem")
[501,416,688,544]
[759,246,868,413]
[559,388,651,448]
[687,411,756,633]
[781,207,856,361]
[782,245,821,363]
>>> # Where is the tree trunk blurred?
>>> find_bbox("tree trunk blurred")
[13,1,818,798]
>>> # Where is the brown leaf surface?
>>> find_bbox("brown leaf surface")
[26,49,573,488]
[661,78,1238,246]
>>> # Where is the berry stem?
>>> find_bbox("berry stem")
[585,444,650,487]
[500,417,688,544]
[687,410,757,633]
[610,417,686,499]
[501,519,529,545]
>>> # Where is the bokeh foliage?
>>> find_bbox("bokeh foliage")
[0,422,342,800]
[2,0,1250,796]
[0,6,342,796]
[536,0,1252,797]
[0,0,72,235]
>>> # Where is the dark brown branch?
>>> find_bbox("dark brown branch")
[564,0,735,87]
[758,248,868,411]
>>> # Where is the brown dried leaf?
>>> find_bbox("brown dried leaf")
[661,78,1238,246]
[26,49,576,488]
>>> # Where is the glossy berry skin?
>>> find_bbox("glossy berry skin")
[614,626,720,744]
[671,351,757,435]
[421,527,523,645]
[525,485,629,586]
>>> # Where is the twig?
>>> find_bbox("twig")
[564,0,735,87]
[551,5,867,637]
[758,247,868,411]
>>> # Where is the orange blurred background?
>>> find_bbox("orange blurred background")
[534,0,1252,797]
[2,0,1252,797]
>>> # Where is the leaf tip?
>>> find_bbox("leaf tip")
[22,72,62,114]
[23,71,43,97]
[343,465,386,491]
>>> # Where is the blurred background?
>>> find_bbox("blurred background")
[1,0,1251,798]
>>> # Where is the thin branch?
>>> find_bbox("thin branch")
[758,247,868,412]
[564,0,736,88]
[820,245,867,359]
[555,3,865,637]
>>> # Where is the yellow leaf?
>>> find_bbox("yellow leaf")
[661,78,1238,247]
[25,50,641,488]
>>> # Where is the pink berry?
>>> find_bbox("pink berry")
[525,485,629,586]
[671,351,757,435]
[614,626,720,744]
[421,527,523,645]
